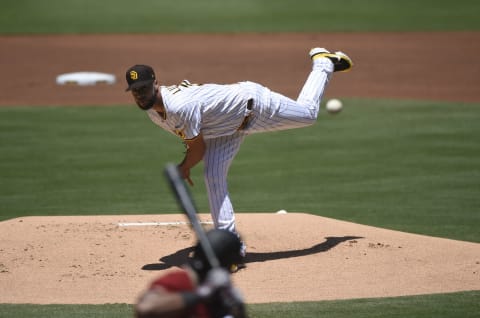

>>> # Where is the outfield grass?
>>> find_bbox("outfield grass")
[1,99,479,243]
[1,0,480,34]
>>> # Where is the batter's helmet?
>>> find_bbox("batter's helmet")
[190,229,243,281]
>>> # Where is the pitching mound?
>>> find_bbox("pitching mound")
[0,213,479,304]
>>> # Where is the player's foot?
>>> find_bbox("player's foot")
[230,262,247,273]
[231,249,247,273]
[309,47,353,72]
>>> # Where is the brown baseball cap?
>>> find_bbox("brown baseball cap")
[125,64,156,91]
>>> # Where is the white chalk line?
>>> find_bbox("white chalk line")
[118,221,213,227]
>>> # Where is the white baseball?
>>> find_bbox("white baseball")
[326,98,343,113]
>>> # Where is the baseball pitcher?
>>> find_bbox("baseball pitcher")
[125,47,353,258]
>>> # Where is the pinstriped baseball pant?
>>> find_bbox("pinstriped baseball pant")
[204,133,246,234]
[203,58,334,246]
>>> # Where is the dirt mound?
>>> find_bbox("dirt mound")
[0,213,478,304]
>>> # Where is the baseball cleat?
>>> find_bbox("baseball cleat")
[230,262,247,273]
[309,47,353,72]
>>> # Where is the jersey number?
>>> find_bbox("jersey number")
[166,80,199,95]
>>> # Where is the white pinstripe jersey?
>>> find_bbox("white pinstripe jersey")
[146,80,256,140]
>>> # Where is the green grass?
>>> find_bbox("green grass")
[248,291,480,318]
[1,0,480,34]
[0,303,133,318]
[1,103,479,316]
[0,106,183,219]
[1,99,479,243]
[1,291,478,317]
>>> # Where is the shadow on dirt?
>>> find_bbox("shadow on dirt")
[141,235,363,271]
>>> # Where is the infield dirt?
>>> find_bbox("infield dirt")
[1,32,480,106]
[0,213,479,304]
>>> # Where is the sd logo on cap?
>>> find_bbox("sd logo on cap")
[125,65,156,91]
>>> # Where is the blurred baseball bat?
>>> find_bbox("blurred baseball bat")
[164,163,220,268]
